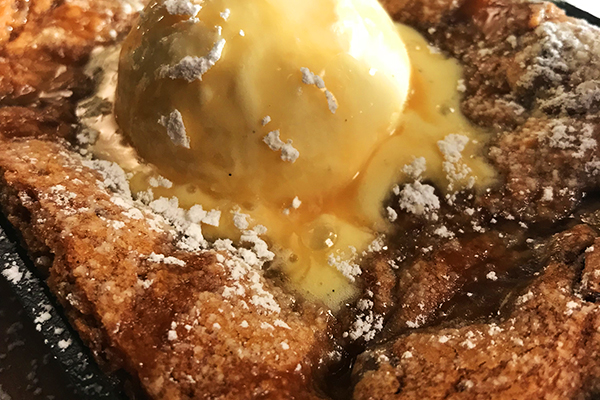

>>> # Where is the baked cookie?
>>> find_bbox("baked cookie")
[1,0,600,399]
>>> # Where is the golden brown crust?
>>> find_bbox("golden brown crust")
[0,0,133,101]
[354,228,600,399]
[0,136,331,399]
[350,1,600,398]
[0,5,334,395]
[582,238,600,299]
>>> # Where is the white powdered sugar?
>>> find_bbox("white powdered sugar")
[301,67,326,88]
[159,110,191,149]
[343,293,383,341]
[328,246,361,282]
[148,176,173,189]
[541,186,554,201]
[37,185,78,217]
[403,157,427,179]
[1,264,23,284]
[395,157,441,220]
[57,339,72,350]
[300,67,338,114]
[273,319,291,329]
[164,0,201,17]
[263,130,300,163]
[219,8,230,20]
[387,207,398,222]
[517,21,600,114]
[149,196,207,250]
[232,209,250,230]
[147,252,186,266]
[438,134,474,192]
[187,204,221,227]
[503,19,600,184]
[93,185,281,315]
[398,181,440,218]
[159,39,226,82]
[406,314,427,329]
[434,226,454,239]
[324,90,338,114]
[486,271,498,281]
[283,197,302,215]
[291,196,302,209]
[202,210,221,227]
[217,240,281,314]
[542,119,597,159]
[239,226,275,265]
[367,236,386,253]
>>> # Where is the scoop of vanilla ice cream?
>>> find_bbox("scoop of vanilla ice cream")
[116,0,411,207]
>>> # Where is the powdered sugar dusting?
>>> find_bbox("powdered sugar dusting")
[398,181,440,218]
[541,119,597,159]
[403,157,427,179]
[82,159,132,199]
[159,110,191,149]
[263,130,300,163]
[159,39,226,82]
[164,0,201,17]
[300,67,338,114]
[1,265,23,284]
[219,8,230,20]
[328,246,361,282]
[438,134,474,192]
[147,252,186,266]
[517,21,600,115]
[343,293,383,341]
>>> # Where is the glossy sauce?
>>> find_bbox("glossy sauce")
[100,3,497,309]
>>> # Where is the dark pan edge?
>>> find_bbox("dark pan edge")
[553,1,600,25]
[0,214,124,400]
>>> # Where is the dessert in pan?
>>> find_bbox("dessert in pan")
[2,0,600,399]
